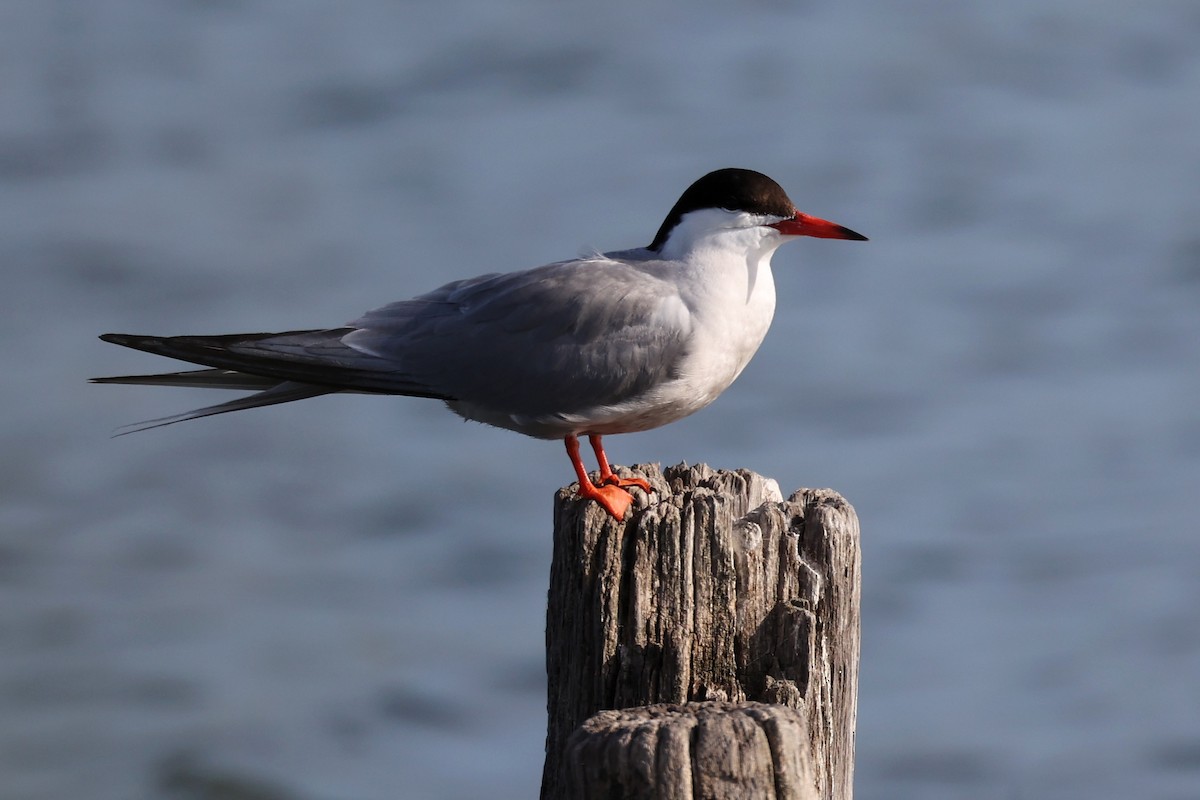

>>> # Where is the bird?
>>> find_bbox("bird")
[93,168,866,520]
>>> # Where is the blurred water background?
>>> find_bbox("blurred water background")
[3,2,1199,798]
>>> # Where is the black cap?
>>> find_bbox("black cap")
[648,168,796,252]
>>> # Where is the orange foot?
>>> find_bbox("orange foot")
[600,473,654,493]
[575,481,635,520]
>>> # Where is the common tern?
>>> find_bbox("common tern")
[94,168,866,519]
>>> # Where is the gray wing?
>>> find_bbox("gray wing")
[342,257,694,416]
[96,257,692,418]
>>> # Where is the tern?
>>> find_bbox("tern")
[94,168,866,519]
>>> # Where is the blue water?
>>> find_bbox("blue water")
[3,2,1199,798]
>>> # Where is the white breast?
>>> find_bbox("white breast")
[570,212,785,435]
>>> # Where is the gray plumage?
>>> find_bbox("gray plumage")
[95,251,694,437]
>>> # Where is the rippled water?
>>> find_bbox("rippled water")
[3,2,1199,798]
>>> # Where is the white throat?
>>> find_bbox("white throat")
[656,207,787,303]
[650,208,785,408]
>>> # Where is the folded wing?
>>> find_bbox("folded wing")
[94,256,694,429]
[343,257,693,416]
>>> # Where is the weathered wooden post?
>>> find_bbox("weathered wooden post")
[541,463,861,800]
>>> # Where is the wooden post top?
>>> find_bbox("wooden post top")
[542,462,861,800]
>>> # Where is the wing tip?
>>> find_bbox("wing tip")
[99,332,163,352]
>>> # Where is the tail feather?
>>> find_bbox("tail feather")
[94,329,445,434]
[91,368,282,391]
[111,381,337,436]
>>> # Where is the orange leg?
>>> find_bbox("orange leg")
[588,434,653,493]
[564,434,635,520]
